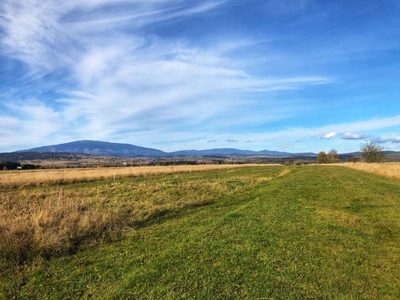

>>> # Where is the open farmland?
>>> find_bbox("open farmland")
[1,165,400,299]
[0,164,259,188]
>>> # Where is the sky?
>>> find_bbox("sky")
[1,0,400,154]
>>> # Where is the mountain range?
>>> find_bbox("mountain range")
[16,140,316,158]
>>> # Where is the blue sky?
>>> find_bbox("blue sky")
[1,0,400,153]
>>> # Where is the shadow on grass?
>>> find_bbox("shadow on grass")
[128,200,216,229]
[0,200,217,275]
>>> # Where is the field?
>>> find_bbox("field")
[344,162,400,180]
[0,164,256,187]
[1,164,400,299]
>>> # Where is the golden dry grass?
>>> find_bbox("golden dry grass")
[0,164,267,188]
[343,162,400,180]
[0,188,122,264]
[0,166,276,266]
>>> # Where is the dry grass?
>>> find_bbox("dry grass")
[343,162,400,180]
[277,168,291,177]
[0,188,122,265]
[0,167,275,266]
[0,164,266,188]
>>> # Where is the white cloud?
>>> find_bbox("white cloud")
[342,132,371,140]
[279,142,292,149]
[51,35,329,146]
[371,135,400,144]
[341,132,400,144]
[313,117,400,140]
[0,0,73,74]
[194,115,400,151]
[65,0,227,32]
[319,132,337,139]
[384,145,400,150]
[0,0,227,75]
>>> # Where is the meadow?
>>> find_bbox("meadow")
[1,164,400,299]
[0,164,256,188]
[344,162,400,180]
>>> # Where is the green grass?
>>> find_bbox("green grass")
[1,166,400,299]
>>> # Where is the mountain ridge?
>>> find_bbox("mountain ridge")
[16,140,316,157]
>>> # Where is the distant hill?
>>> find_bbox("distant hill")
[170,148,296,157]
[15,140,316,158]
[19,140,167,157]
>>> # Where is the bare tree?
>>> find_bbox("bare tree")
[360,142,384,163]
[327,149,339,163]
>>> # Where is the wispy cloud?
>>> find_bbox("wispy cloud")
[342,132,371,140]
[0,0,227,74]
[198,115,400,151]
[279,142,292,149]
[370,135,400,144]
[64,1,228,33]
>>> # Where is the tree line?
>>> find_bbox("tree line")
[1,160,37,170]
[1,161,21,170]
[317,142,385,164]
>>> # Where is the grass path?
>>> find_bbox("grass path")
[2,166,400,299]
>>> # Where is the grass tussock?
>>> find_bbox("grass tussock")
[343,162,400,180]
[0,189,122,265]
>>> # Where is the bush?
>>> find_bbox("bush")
[317,151,327,164]
[327,149,339,163]
[317,149,339,164]
[360,143,384,163]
